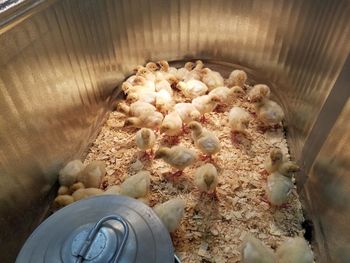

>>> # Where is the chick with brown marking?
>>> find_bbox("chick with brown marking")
[155,89,174,114]
[58,160,84,187]
[248,84,271,101]
[124,110,163,129]
[174,103,201,126]
[250,94,284,130]
[226,69,247,88]
[135,66,156,82]
[153,198,185,232]
[77,161,106,188]
[146,62,159,72]
[53,195,74,208]
[182,60,204,81]
[201,68,224,91]
[176,79,208,99]
[194,163,219,198]
[135,128,156,159]
[133,75,156,92]
[276,237,314,263]
[158,60,178,77]
[192,94,221,122]
[175,62,194,81]
[120,170,151,198]
[154,145,197,177]
[188,121,221,160]
[209,86,245,106]
[72,188,103,201]
[263,147,284,176]
[160,111,183,144]
[241,234,276,263]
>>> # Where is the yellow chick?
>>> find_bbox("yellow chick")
[266,171,294,207]
[155,89,174,113]
[192,94,221,122]
[226,69,247,88]
[135,66,156,82]
[209,86,245,105]
[176,79,208,99]
[53,195,74,208]
[160,111,183,144]
[194,163,219,197]
[278,161,300,178]
[175,62,193,80]
[248,84,271,101]
[251,95,285,129]
[128,101,156,117]
[102,185,121,195]
[58,160,84,186]
[241,234,276,263]
[116,101,131,115]
[201,68,224,91]
[154,145,197,177]
[153,198,185,232]
[263,147,284,175]
[72,188,103,201]
[135,128,156,158]
[146,62,159,72]
[174,103,201,125]
[120,170,151,198]
[126,90,157,105]
[57,186,70,195]
[276,237,314,263]
[69,182,85,193]
[155,79,173,96]
[188,121,221,160]
[228,106,250,144]
[182,60,204,81]
[77,161,106,188]
[124,110,163,129]
[133,75,156,92]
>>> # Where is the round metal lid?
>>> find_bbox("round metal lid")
[16,195,174,263]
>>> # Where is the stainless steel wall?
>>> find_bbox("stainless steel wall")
[0,0,349,262]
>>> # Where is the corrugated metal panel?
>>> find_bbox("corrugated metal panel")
[0,0,349,261]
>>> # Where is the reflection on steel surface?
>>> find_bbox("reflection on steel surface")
[0,0,349,262]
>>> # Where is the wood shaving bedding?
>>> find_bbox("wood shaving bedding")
[85,84,305,263]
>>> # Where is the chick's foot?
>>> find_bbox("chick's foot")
[200,115,208,123]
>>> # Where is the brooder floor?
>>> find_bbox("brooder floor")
[84,86,305,263]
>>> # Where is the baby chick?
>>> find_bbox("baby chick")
[124,110,163,129]
[57,186,70,195]
[266,171,294,207]
[146,62,159,72]
[155,89,174,113]
[153,198,185,232]
[135,128,156,158]
[53,195,74,208]
[126,90,157,105]
[72,188,103,201]
[279,161,300,178]
[154,145,197,177]
[194,163,219,198]
[128,101,156,117]
[263,147,284,176]
[276,237,314,263]
[192,94,221,122]
[201,68,224,91]
[120,170,151,198]
[175,62,193,81]
[226,69,247,88]
[228,106,250,144]
[209,86,245,106]
[102,185,121,195]
[177,79,208,99]
[250,95,284,130]
[155,79,173,96]
[188,121,221,160]
[160,111,183,144]
[58,160,84,186]
[174,103,201,128]
[241,234,276,263]
[69,182,85,193]
[248,84,271,101]
[77,161,106,188]
[135,66,156,82]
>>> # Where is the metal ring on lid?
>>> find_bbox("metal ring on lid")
[73,215,129,263]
